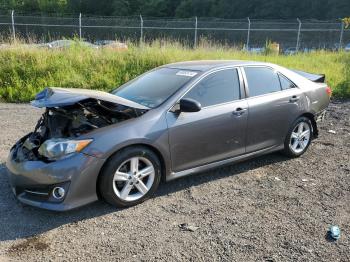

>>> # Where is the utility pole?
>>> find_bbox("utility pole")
[194,16,198,48]
[339,20,344,50]
[140,14,144,45]
[11,10,15,42]
[296,18,302,52]
[79,13,82,41]
[246,17,251,50]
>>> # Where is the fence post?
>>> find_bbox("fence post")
[296,18,301,52]
[194,16,198,48]
[140,14,143,45]
[79,13,82,41]
[339,20,344,51]
[11,10,15,42]
[246,17,251,50]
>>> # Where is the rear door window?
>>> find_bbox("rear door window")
[184,69,240,107]
[244,67,281,97]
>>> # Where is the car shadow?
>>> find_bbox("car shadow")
[0,152,288,242]
[157,152,289,197]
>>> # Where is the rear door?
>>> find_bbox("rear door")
[166,68,248,172]
[242,66,303,153]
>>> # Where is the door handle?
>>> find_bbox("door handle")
[289,95,300,102]
[232,108,247,116]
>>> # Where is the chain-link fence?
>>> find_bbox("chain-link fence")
[0,11,349,52]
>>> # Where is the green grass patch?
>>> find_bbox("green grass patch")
[0,42,349,102]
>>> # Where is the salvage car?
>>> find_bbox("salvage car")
[6,61,331,211]
[39,40,99,49]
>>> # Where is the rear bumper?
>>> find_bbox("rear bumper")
[316,109,327,122]
[5,148,105,211]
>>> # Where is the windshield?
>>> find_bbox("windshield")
[112,68,199,108]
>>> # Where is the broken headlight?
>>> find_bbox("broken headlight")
[38,138,92,160]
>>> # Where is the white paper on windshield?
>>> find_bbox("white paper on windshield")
[176,71,198,77]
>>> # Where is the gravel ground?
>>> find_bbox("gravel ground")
[0,101,349,262]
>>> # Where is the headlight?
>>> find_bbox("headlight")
[38,138,92,160]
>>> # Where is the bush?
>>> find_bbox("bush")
[334,53,350,98]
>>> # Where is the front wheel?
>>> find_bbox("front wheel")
[98,146,162,208]
[283,117,313,157]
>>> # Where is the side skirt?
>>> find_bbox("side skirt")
[166,145,284,182]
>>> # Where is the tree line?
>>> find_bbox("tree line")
[1,0,349,20]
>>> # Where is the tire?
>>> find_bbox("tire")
[98,146,162,208]
[283,116,313,158]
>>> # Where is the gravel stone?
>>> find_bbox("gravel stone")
[0,101,349,261]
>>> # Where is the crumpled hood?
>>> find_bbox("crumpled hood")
[31,87,149,110]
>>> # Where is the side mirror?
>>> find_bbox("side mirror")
[179,98,201,112]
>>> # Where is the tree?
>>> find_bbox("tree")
[38,0,67,13]
[175,0,215,18]
[112,0,133,16]
[141,0,170,17]
[1,0,350,20]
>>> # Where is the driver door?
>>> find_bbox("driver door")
[166,68,248,172]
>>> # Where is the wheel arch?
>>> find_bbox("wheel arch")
[299,112,318,138]
[96,143,167,199]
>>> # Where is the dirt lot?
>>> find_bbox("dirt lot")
[0,101,349,262]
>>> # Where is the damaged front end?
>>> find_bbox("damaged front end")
[7,87,149,210]
[13,87,149,162]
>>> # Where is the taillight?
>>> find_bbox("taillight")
[326,86,332,97]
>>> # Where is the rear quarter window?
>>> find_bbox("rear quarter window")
[278,73,296,90]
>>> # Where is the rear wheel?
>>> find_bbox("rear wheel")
[98,146,161,208]
[283,117,312,157]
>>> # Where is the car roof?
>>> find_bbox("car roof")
[163,60,270,71]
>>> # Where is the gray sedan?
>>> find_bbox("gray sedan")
[6,60,331,211]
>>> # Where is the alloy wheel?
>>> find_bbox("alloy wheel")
[289,121,311,154]
[112,157,155,202]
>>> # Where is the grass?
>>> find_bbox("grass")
[0,41,349,102]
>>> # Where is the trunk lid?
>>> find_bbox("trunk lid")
[291,70,325,83]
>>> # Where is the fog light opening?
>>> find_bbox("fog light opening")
[52,187,65,200]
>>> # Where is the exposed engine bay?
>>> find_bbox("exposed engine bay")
[14,99,147,161]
